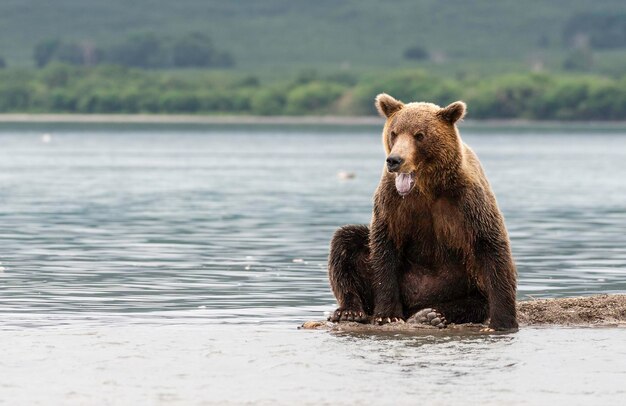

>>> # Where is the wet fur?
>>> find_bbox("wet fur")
[328,94,518,330]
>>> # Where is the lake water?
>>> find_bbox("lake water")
[0,123,625,405]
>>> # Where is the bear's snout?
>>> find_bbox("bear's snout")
[386,155,404,172]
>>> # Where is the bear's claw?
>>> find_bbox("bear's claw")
[328,308,368,323]
[407,308,448,328]
[372,316,405,325]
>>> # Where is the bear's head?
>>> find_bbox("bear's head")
[375,93,466,197]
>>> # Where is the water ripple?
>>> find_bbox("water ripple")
[0,127,625,320]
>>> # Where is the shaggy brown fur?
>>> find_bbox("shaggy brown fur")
[328,94,518,330]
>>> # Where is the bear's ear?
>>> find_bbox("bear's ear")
[375,93,404,118]
[438,101,467,124]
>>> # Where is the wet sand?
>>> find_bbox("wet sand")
[301,294,626,333]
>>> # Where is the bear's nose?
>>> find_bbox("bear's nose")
[386,155,403,172]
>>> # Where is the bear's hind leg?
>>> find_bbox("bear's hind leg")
[407,308,447,328]
[328,225,372,323]
[407,296,489,328]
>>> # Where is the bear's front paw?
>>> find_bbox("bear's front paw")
[328,308,368,323]
[485,323,519,333]
[372,306,404,325]
[487,315,519,332]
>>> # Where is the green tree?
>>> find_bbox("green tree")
[251,88,287,115]
[464,74,550,119]
[285,82,345,114]
[34,39,61,67]
[106,33,167,68]
[54,43,85,65]
[0,83,31,111]
[563,47,594,71]
[403,46,429,60]
[172,32,234,68]
[33,40,102,67]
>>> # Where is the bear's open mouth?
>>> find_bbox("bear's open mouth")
[395,172,415,196]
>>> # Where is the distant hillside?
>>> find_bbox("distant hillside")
[0,0,625,71]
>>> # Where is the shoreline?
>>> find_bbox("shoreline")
[2,113,626,129]
[300,294,626,333]
[0,114,380,126]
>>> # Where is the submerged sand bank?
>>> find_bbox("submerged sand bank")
[301,294,626,333]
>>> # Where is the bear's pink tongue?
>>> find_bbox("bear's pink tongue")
[395,173,414,196]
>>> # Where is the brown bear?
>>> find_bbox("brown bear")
[327,94,518,331]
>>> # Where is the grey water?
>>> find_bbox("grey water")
[0,123,625,405]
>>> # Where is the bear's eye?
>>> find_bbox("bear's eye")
[414,132,425,141]
[389,131,397,142]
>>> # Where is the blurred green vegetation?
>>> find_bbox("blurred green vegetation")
[562,13,626,50]
[1,64,625,120]
[33,33,233,69]
[0,1,625,75]
[0,1,624,120]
